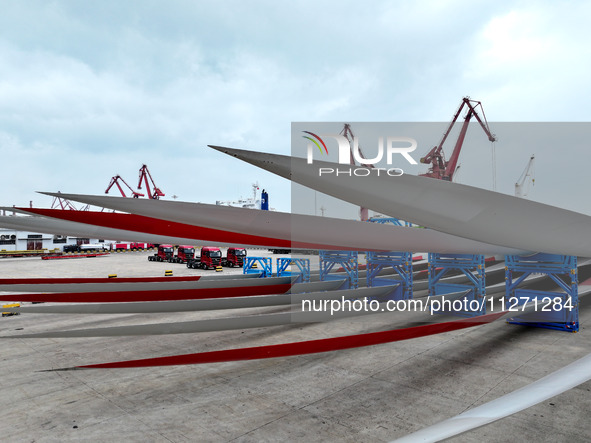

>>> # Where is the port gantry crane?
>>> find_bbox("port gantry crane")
[341,123,375,221]
[420,97,497,182]
[105,175,144,198]
[50,193,85,210]
[515,154,535,197]
[138,164,165,199]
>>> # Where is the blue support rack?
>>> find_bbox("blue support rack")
[319,250,358,289]
[366,251,413,300]
[243,257,272,278]
[428,253,486,317]
[366,217,414,299]
[369,217,412,227]
[504,253,578,332]
[276,258,310,283]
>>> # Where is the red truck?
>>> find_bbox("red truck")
[113,242,129,252]
[130,242,155,250]
[148,244,174,262]
[221,247,247,267]
[169,245,196,263]
[187,246,222,270]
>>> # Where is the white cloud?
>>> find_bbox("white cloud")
[1,0,591,213]
[465,2,591,119]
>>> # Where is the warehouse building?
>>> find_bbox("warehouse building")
[0,226,107,253]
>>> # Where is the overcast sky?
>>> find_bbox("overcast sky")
[1,0,591,215]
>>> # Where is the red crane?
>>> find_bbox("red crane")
[138,164,165,199]
[105,175,144,198]
[50,193,79,211]
[420,97,496,181]
[340,123,376,168]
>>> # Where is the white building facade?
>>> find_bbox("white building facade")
[0,227,107,252]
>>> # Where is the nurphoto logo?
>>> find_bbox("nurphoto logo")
[302,131,419,177]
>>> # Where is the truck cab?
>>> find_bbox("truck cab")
[171,245,195,263]
[148,244,174,262]
[200,246,222,270]
[222,247,247,267]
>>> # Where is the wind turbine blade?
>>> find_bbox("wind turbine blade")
[208,146,591,257]
[33,196,522,255]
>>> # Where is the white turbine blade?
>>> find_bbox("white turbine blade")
[0,214,200,246]
[1,285,386,314]
[36,194,523,255]
[392,352,591,442]
[208,146,591,257]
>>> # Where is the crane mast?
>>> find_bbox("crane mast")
[420,97,497,181]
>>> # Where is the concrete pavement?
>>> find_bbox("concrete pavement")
[0,251,589,442]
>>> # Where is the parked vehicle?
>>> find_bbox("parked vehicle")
[187,246,222,270]
[169,245,195,263]
[221,247,247,267]
[79,243,109,252]
[62,244,80,253]
[148,244,175,262]
[269,248,291,254]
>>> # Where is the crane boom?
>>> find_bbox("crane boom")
[420,97,496,181]
[340,124,376,168]
[515,155,535,197]
[51,194,79,211]
[105,175,144,198]
[341,123,374,220]
[138,164,165,199]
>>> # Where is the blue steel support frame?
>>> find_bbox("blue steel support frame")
[366,217,414,300]
[276,258,310,283]
[243,257,272,278]
[368,217,412,227]
[428,253,486,317]
[319,250,358,289]
[505,253,578,332]
[366,251,413,300]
